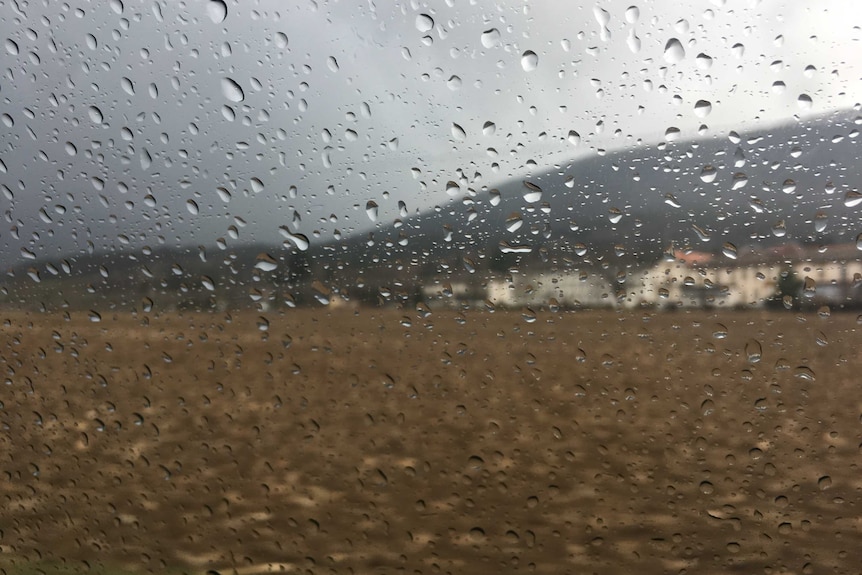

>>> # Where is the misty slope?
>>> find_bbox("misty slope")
[4,109,861,310]
[365,108,862,268]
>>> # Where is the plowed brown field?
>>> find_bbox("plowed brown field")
[1,308,860,574]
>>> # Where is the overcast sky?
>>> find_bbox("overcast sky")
[2,0,860,263]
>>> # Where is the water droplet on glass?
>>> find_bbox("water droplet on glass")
[88,106,104,124]
[275,32,288,49]
[745,339,762,363]
[279,228,310,251]
[782,179,796,194]
[843,190,862,207]
[505,213,523,233]
[447,75,461,90]
[327,56,339,72]
[89,310,102,323]
[700,165,717,183]
[521,50,538,71]
[365,200,379,222]
[186,199,199,215]
[5,39,19,55]
[694,100,712,117]
[608,207,623,224]
[665,127,680,142]
[722,242,738,259]
[222,78,245,102]
[489,189,501,206]
[415,13,434,33]
[802,276,816,298]
[522,181,542,203]
[771,220,786,237]
[856,233,862,250]
[567,130,581,146]
[481,28,501,49]
[696,53,713,69]
[797,94,812,110]
[451,123,466,141]
[255,253,278,271]
[207,0,227,23]
[625,5,640,23]
[201,276,215,291]
[814,211,828,232]
[483,121,496,136]
[663,38,685,63]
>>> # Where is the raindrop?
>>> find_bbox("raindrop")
[446,181,460,196]
[121,77,135,95]
[797,94,812,110]
[110,0,123,14]
[279,228,310,251]
[5,38,19,55]
[771,220,786,237]
[447,75,461,90]
[722,242,738,259]
[481,28,501,49]
[665,127,680,142]
[216,187,231,202]
[522,181,542,203]
[207,0,227,23]
[694,100,712,117]
[814,211,828,232]
[843,190,862,207]
[89,310,102,323]
[221,78,245,102]
[696,53,713,69]
[663,38,685,63]
[365,200,379,222]
[567,130,581,146]
[505,213,523,233]
[88,106,104,124]
[700,165,717,183]
[856,233,862,250]
[608,207,623,224]
[201,276,215,291]
[625,6,640,23]
[415,14,434,32]
[275,32,288,49]
[745,339,762,363]
[482,121,496,136]
[250,177,264,193]
[255,253,278,271]
[186,200,199,215]
[327,56,339,72]
[451,123,466,140]
[521,50,538,72]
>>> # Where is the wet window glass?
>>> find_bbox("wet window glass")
[2,1,861,573]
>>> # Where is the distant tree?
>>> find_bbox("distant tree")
[768,268,802,309]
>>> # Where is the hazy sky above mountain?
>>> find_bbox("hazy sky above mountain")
[2,0,861,263]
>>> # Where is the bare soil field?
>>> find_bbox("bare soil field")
[0,308,860,575]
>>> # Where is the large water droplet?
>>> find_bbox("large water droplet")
[186,199,199,215]
[255,253,278,271]
[415,14,434,32]
[843,190,862,207]
[797,93,812,110]
[663,38,685,63]
[366,200,379,222]
[722,242,738,259]
[567,130,581,146]
[222,78,245,102]
[505,213,523,233]
[88,106,104,124]
[521,50,538,71]
[522,181,542,202]
[207,0,227,23]
[481,28,501,49]
[275,32,288,49]
[451,123,466,141]
[694,100,712,117]
[483,121,496,136]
